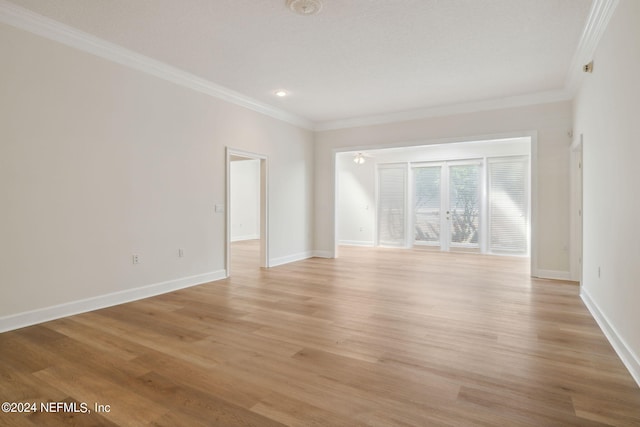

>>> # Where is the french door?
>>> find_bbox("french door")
[413,161,481,251]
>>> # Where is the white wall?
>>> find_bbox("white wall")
[230,159,260,242]
[573,0,640,385]
[337,155,376,246]
[316,101,573,277]
[337,138,530,248]
[0,23,314,330]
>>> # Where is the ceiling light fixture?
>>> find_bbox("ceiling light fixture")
[353,153,366,165]
[275,90,288,97]
[286,0,323,16]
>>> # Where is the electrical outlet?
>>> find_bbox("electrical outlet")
[132,254,140,264]
[178,248,184,258]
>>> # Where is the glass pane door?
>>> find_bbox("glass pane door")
[448,164,480,247]
[414,166,441,244]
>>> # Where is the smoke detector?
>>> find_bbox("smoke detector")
[287,0,323,15]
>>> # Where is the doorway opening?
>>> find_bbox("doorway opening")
[226,148,268,276]
[335,136,533,265]
[570,134,583,283]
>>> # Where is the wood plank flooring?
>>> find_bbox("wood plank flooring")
[1,240,639,426]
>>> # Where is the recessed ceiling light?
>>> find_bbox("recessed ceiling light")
[275,90,288,97]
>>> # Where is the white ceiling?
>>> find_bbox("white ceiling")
[5,0,593,127]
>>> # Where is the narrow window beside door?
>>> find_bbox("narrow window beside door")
[488,156,529,255]
[377,166,406,246]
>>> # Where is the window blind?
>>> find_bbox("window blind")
[378,166,406,246]
[488,157,529,254]
[414,167,441,243]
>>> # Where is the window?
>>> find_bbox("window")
[414,166,441,244]
[488,156,529,254]
[377,165,406,246]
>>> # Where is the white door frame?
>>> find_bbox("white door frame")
[570,134,583,283]
[226,147,269,276]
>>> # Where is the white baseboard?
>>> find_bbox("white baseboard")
[0,270,226,333]
[231,234,259,242]
[533,269,572,281]
[581,287,640,388]
[269,251,314,267]
[312,250,334,259]
[338,240,374,247]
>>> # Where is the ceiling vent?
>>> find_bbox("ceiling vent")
[287,0,323,16]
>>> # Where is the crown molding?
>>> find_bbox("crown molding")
[314,89,573,131]
[0,0,314,130]
[317,0,619,132]
[0,0,619,133]
[564,0,620,94]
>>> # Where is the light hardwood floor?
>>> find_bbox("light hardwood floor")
[1,241,639,426]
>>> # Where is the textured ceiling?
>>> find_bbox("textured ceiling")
[6,0,593,125]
